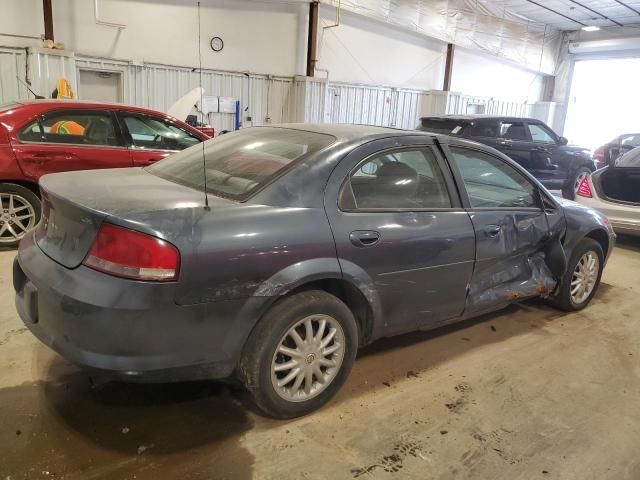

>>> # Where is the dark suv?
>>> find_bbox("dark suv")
[417,116,594,199]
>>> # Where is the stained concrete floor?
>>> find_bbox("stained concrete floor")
[1,237,640,480]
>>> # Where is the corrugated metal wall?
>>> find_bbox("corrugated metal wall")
[0,47,28,102]
[74,56,295,132]
[0,48,546,133]
[323,82,424,130]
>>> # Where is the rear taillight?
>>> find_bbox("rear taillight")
[83,224,179,281]
[576,177,593,198]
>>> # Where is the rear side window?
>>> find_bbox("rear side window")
[18,111,121,146]
[148,127,335,200]
[345,148,451,210]
[499,121,528,141]
[450,147,537,208]
[467,122,497,138]
[418,118,466,135]
[121,114,200,151]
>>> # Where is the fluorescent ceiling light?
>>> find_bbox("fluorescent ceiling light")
[582,26,601,32]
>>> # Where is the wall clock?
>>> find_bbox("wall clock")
[210,36,224,52]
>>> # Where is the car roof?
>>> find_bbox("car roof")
[420,115,542,123]
[11,99,142,109]
[262,123,430,142]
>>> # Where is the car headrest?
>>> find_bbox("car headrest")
[505,124,527,140]
[374,162,419,195]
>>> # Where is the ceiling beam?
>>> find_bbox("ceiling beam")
[526,0,587,27]
[613,0,640,16]
[567,0,624,26]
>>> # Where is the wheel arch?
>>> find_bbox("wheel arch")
[0,179,40,198]
[584,228,610,258]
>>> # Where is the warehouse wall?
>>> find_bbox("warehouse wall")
[1,0,305,76]
[316,5,446,90]
[452,47,545,102]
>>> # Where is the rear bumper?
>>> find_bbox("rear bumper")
[14,233,271,381]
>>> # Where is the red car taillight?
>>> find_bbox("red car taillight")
[83,224,180,281]
[576,177,593,198]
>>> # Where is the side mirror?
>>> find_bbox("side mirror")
[558,136,568,146]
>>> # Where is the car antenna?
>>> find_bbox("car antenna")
[197,1,210,210]
[16,76,45,99]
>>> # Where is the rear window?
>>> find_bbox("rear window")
[418,118,467,135]
[147,127,335,200]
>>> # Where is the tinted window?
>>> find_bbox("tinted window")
[19,111,120,146]
[451,147,537,208]
[499,121,528,141]
[418,118,467,135]
[148,127,335,200]
[122,114,200,151]
[528,123,556,144]
[347,148,451,209]
[467,122,497,138]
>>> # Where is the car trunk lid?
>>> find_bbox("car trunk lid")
[36,167,230,268]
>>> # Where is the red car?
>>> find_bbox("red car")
[0,100,210,246]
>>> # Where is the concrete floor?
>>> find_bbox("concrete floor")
[2,237,640,480]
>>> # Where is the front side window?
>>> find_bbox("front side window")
[528,123,556,144]
[122,114,200,151]
[19,111,120,146]
[451,147,538,208]
[346,148,451,209]
[499,121,528,141]
[148,127,335,200]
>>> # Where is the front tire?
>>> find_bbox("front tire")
[238,290,358,419]
[0,183,41,248]
[550,238,604,311]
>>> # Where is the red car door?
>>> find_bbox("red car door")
[116,111,203,167]
[12,109,131,181]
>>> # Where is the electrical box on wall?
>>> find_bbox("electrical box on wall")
[201,96,219,115]
[219,97,236,114]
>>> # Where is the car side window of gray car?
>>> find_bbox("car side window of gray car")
[450,147,538,209]
[343,148,452,210]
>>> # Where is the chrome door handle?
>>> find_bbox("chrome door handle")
[485,225,502,237]
[349,230,380,247]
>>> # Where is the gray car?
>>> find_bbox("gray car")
[576,146,640,236]
[14,124,615,418]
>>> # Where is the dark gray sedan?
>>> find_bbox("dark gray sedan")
[14,124,615,418]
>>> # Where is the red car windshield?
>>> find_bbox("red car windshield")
[147,127,335,200]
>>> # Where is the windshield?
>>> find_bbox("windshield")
[615,146,640,168]
[147,127,335,200]
[418,118,467,135]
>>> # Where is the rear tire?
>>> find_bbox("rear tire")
[0,183,41,248]
[238,290,358,419]
[563,167,591,200]
[549,238,604,312]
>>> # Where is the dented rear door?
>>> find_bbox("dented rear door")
[446,145,556,316]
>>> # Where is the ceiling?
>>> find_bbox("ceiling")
[480,0,640,30]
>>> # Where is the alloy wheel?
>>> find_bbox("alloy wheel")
[0,193,36,245]
[271,314,345,402]
[570,251,600,305]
